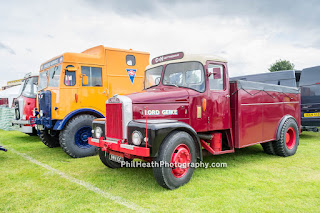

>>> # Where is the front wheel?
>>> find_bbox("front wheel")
[153,131,196,190]
[273,118,299,157]
[40,130,60,148]
[59,114,98,158]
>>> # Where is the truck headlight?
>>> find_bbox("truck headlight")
[32,108,37,116]
[39,110,44,117]
[132,131,142,146]
[95,127,103,138]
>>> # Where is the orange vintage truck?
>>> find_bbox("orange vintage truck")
[32,45,149,158]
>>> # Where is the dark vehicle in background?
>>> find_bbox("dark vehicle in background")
[231,68,320,132]
[299,66,320,130]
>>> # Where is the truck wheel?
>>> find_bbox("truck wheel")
[39,130,60,148]
[98,149,132,168]
[153,131,196,190]
[59,114,98,158]
[261,142,275,155]
[273,118,299,157]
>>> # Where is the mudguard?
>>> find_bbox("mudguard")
[127,120,202,160]
[53,108,104,130]
[276,115,298,141]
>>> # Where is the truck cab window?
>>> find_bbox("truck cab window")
[208,64,224,90]
[81,66,102,87]
[145,66,163,89]
[48,65,61,87]
[22,77,38,98]
[126,55,136,66]
[64,71,76,86]
[163,62,205,92]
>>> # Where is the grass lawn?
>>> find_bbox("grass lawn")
[0,129,319,212]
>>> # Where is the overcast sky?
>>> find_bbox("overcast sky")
[1,0,320,86]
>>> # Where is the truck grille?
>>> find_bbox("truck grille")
[38,91,51,118]
[105,103,123,139]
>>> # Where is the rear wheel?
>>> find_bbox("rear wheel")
[273,118,299,157]
[59,114,98,158]
[261,142,275,155]
[40,130,60,148]
[153,131,196,190]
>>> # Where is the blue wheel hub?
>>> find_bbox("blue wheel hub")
[74,126,92,149]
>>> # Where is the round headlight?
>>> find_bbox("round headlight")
[132,131,142,146]
[95,127,103,138]
[39,110,44,117]
[32,110,36,116]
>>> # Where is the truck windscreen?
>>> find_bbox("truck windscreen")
[144,66,163,89]
[38,70,49,91]
[48,65,62,87]
[163,61,205,92]
[22,76,38,98]
[299,67,320,86]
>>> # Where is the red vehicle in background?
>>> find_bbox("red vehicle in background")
[89,52,301,189]
[12,73,38,136]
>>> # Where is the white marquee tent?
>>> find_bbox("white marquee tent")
[0,85,21,108]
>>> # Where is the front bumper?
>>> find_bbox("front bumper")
[88,137,150,157]
[12,119,33,133]
[31,117,53,129]
[301,117,320,127]
[12,119,30,125]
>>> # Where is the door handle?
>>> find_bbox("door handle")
[225,94,230,98]
[103,89,109,97]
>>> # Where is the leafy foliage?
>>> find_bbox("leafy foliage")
[269,59,295,72]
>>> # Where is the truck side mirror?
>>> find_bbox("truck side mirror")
[82,74,89,85]
[208,67,221,79]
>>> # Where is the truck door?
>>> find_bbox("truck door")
[206,62,231,131]
[79,65,106,112]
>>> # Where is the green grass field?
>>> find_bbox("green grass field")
[0,129,319,212]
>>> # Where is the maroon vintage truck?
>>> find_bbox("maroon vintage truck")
[89,52,301,189]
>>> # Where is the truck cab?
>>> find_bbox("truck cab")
[89,52,300,189]
[33,45,149,158]
[12,73,38,135]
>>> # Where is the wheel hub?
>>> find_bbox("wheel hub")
[171,144,191,178]
[74,126,92,149]
[285,127,296,150]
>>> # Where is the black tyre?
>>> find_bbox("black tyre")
[261,142,275,155]
[153,131,196,190]
[40,129,60,148]
[59,114,98,158]
[273,118,299,157]
[98,148,132,168]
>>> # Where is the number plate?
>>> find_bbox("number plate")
[304,112,320,117]
[109,153,124,163]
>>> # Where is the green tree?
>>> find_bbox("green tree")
[268,59,295,72]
